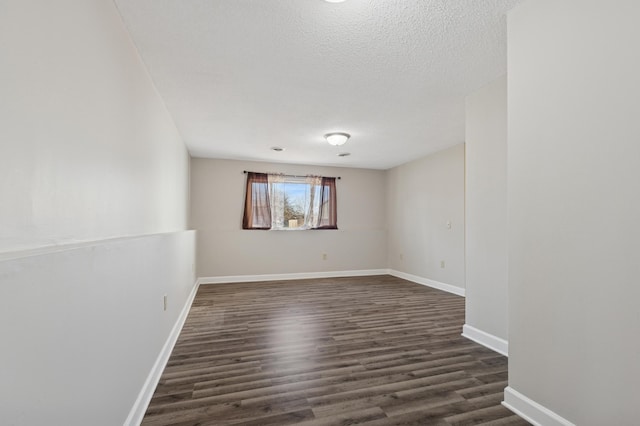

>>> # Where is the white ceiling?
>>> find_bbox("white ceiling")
[114,0,522,170]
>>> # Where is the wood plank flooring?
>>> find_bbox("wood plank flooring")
[142,275,528,425]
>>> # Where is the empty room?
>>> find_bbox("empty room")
[1,1,639,425]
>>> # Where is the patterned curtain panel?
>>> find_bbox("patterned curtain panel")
[267,173,287,229]
[302,175,323,229]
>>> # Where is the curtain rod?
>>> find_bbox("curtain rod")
[243,170,341,180]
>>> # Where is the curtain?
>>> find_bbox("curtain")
[243,173,337,230]
[316,177,337,229]
[242,172,271,229]
[303,175,323,229]
[269,174,323,230]
[268,173,287,229]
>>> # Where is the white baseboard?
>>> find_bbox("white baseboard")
[461,324,508,356]
[198,269,389,285]
[387,269,465,297]
[124,280,200,426]
[503,387,575,426]
[198,269,465,298]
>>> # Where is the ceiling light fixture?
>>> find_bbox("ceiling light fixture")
[324,132,350,146]
[324,0,347,3]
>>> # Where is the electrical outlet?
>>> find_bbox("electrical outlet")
[163,295,167,311]
[440,261,445,269]
[322,253,327,260]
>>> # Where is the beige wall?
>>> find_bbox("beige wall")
[0,1,194,424]
[386,144,465,290]
[191,158,387,277]
[464,76,508,344]
[507,0,640,424]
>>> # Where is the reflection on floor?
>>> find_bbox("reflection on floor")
[142,275,528,425]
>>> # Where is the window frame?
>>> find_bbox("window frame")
[242,172,338,231]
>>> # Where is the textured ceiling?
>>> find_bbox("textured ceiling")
[114,0,522,169]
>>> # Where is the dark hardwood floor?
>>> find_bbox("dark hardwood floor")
[142,275,528,425]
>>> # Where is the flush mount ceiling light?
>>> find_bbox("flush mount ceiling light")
[324,132,350,146]
[324,0,347,3]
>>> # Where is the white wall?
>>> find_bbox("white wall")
[507,1,640,424]
[386,144,465,291]
[0,0,190,253]
[463,76,508,352]
[0,1,195,424]
[0,232,196,426]
[191,158,387,278]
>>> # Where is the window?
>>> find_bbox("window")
[243,172,337,230]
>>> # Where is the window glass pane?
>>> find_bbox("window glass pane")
[282,181,306,229]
